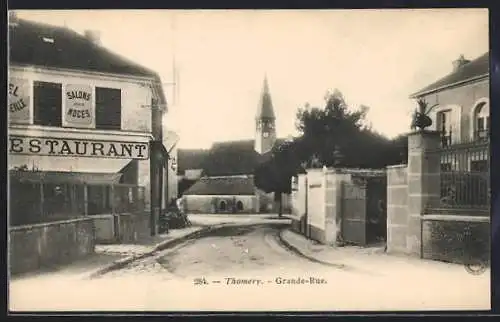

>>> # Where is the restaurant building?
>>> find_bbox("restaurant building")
[8,14,172,233]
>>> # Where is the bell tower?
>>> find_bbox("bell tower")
[254,76,277,154]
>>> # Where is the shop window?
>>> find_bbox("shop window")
[236,200,244,211]
[33,81,62,126]
[96,87,121,130]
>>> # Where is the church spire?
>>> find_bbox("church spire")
[254,75,277,155]
[256,75,275,120]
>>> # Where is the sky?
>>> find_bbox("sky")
[15,9,489,149]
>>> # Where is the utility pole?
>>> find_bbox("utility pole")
[146,13,179,236]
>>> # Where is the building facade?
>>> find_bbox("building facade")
[180,77,291,214]
[410,52,489,171]
[8,15,173,230]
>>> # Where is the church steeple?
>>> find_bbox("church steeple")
[255,75,277,154]
[256,75,276,120]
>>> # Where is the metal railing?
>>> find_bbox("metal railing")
[9,177,146,226]
[427,135,490,211]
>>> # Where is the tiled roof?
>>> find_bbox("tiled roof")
[177,149,210,174]
[201,138,285,177]
[410,52,489,98]
[183,176,255,195]
[9,18,159,79]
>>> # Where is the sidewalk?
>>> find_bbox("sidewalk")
[95,226,203,257]
[279,229,491,277]
[188,213,291,226]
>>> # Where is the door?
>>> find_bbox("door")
[341,180,367,245]
[366,177,387,244]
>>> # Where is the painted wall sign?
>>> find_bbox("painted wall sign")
[65,84,94,127]
[8,78,30,124]
[8,135,149,160]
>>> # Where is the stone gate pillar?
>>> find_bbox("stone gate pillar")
[407,130,441,257]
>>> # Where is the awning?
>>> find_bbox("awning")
[9,170,122,185]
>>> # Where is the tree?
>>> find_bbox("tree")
[254,89,411,215]
[254,138,303,217]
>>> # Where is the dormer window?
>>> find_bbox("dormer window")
[42,36,55,44]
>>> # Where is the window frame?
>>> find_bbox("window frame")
[33,81,63,127]
[95,86,122,130]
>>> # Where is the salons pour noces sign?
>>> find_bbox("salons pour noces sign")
[65,84,94,127]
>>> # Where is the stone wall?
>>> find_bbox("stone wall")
[116,213,150,243]
[386,130,490,264]
[9,217,95,276]
[92,213,150,244]
[422,215,490,264]
[386,165,409,253]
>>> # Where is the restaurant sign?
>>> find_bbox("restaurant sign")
[65,84,94,127]
[8,135,149,160]
[8,78,30,124]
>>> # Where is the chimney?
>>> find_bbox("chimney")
[452,54,470,71]
[84,30,101,46]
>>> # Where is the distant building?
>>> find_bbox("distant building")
[410,52,489,171]
[8,15,173,223]
[179,77,291,214]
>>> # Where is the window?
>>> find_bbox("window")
[436,110,452,146]
[474,102,489,140]
[236,200,244,211]
[96,87,121,130]
[33,81,62,126]
[219,200,227,211]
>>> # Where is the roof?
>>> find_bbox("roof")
[256,76,276,119]
[177,149,210,174]
[201,138,285,177]
[9,170,122,185]
[9,18,160,79]
[183,176,255,195]
[410,52,489,98]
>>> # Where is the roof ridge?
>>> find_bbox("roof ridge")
[411,52,489,98]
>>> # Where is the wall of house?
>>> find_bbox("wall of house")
[9,66,153,131]
[184,195,257,214]
[9,217,95,275]
[8,66,154,176]
[421,78,489,143]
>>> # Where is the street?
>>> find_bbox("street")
[9,222,490,312]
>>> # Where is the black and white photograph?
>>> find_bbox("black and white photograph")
[7,9,491,311]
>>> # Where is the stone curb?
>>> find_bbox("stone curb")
[276,229,352,271]
[88,221,286,278]
[88,226,214,279]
